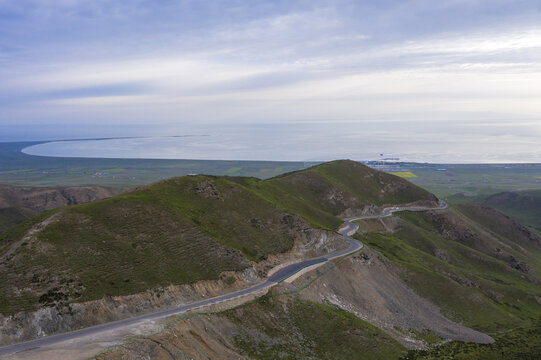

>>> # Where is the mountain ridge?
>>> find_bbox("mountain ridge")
[2,160,540,359]
[0,160,435,319]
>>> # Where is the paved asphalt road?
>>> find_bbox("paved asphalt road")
[0,201,446,357]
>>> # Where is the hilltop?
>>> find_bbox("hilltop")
[0,160,435,319]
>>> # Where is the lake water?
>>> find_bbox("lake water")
[21,122,541,164]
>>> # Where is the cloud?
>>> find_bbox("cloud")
[1,0,541,161]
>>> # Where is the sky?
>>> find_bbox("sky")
[2,0,541,162]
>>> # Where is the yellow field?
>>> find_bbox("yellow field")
[389,171,418,178]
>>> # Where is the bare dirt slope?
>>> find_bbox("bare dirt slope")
[297,248,493,348]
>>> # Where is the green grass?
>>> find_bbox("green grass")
[0,207,37,233]
[481,190,541,231]
[359,207,541,334]
[402,321,541,359]
[144,176,298,260]
[0,199,250,313]
[409,329,442,345]
[0,169,34,174]
[0,160,437,315]
[226,297,406,360]
[396,163,541,199]
[0,174,302,312]
[102,168,126,172]
[252,160,436,229]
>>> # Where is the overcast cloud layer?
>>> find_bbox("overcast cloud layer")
[2,0,541,162]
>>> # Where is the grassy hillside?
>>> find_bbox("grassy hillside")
[402,321,541,359]
[83,167,541,359]
[226,296,406,360]
[98,294,407,360]
[358,205,541,335]
[483,190,541,231]
[0,176,292,314]
[250,160,437,229]
[0,160,436,315]
[0,184,126,233]
[0,207,37,233]
[98,199,541,359]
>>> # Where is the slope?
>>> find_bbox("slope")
[0,184,127,233]
[0,206,38,234]
[98,295,406,360]
[244,160,437,229]
[97,201,541,360]
[359,205,541,334]
[0,160,436,317]
[94,196,541,359]
[483,190,541,232]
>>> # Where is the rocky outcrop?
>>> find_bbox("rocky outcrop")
[0,270,257,347]
[339,204,381,218]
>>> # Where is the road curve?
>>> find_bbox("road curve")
[0,201,446,357]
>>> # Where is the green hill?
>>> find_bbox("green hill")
[0,184,127,233]
[483,190,541,232]
[243,160,437,229]
[98,200,541,359]
[224,296,406,360]
[0,160,436,315]
[359,204,541,335]
[0,207,37,233]
[4,159,541,358]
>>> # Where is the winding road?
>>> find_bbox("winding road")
[0,201,446,357]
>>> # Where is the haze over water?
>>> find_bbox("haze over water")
[2,1,541,163]
[21,121,541,164]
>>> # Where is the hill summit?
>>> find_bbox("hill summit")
[0,160,436,317]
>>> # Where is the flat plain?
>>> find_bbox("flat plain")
[0,142,313,187]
